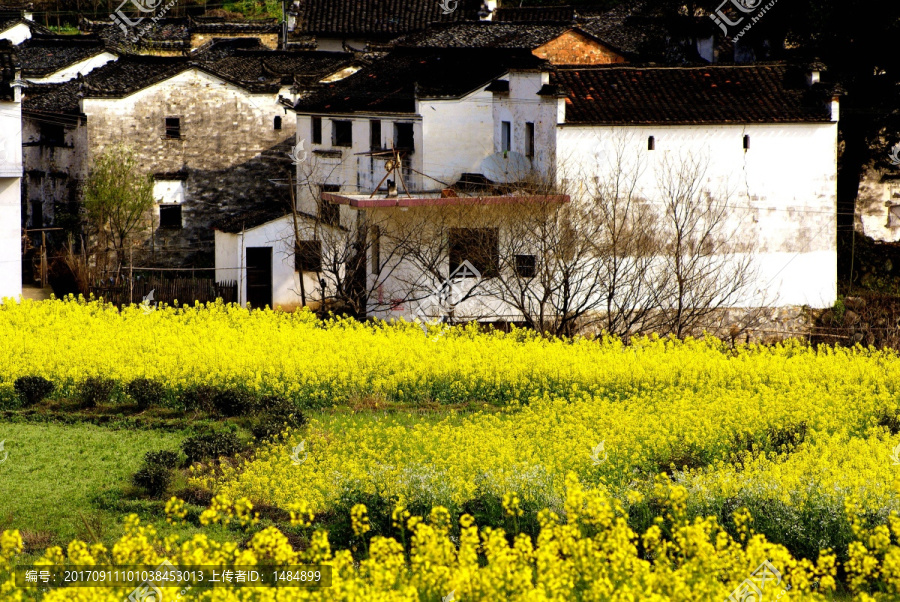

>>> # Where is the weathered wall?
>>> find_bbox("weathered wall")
[83,69,298,267]
[857,166,900,242]
[557,123,839,308]
[191,33,279,49]
[0,98,22,298]
[0,22,32,45]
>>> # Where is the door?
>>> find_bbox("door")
[246,247,272,309]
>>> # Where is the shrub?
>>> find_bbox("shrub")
[179,384,218,413]
[77,376,116,408]
[13,376,55,407]
[211,387,257,417]
[132,463,172,498]
[126,378,166,410]
[144,449,180,469]
[877,409,900,435]
[767,421,808,452]
[250,395,307,440]
[181,431,244,464]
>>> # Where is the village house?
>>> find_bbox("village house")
[213,47,839,320]
[0,3,47,45]
[0,39,22,299]
[21,39,357,272]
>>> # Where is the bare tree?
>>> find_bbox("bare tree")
[654,152,758,338]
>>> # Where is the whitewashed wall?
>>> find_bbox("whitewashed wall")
[0,22,32,45]
[26,52,117,84]
[556,123,838,308]
[491,70,558,179]
[0,96,22,299]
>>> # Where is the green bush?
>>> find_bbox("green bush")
[77,377,116,408]
[144,449,180,469]
[251,395,307,440]
[179,384,218,412]
[126,378,166,410]
[132,463,172,498]
[181,431,244,464]
[13,376,55,407]
[211,387,257,417]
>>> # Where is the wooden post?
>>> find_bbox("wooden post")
[40,231,46,288]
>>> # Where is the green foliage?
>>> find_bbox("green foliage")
[212,387,257,417]
[131,463,172,498]
[13,376,55,407]
[144,449,180,469]
[126,378,166,410]
[77,377,116,408]
[83,143,155,259]
[181,431,244,464]
[250,395,307,440]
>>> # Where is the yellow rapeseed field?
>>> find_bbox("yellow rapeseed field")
[3,298,900,599]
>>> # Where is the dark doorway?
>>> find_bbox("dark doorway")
[246,247,272,309]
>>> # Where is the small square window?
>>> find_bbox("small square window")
[393,122,414,151]
[159,204,182,229]
[514,254,536,278]
[370,120,381,150]
[319,184,340,225]
[888,205,900,228]
[332,120,352,147]
[449,228,499,279]
[743,134,750,150]
[295,240,322,272]
[648,136,655,151]
[165,117,181,139]
[311,116,322,144]
[274,116,282,130]
[525,122,535,158]
[501,121,511,152]
[30,200,43,228]
[39,123,65,146]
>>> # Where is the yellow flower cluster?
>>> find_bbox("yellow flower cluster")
[1,477,847,601]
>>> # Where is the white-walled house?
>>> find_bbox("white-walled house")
[215,50,840,327]
[0,40,22,299]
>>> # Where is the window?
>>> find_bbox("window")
[274,116,282,130]
[319,184,340,225]
[449,228,499,278]
[295,240,322,272]
[370,120,381,150]
[165,117,181,139]
[743,135,750,150]
[332,120,352,147]
[515,254,536,278]
[371,225,381,274]
[889,205,900,228]
[30,200,43,228]
[311,117,322,144]
[525,122,535,158]
[39,123,64,146]
[393,122,414,151]
[648,136,655,151]
[501,121,511,152]
[158,204,182,229]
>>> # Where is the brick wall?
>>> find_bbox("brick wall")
[533,30,626,65]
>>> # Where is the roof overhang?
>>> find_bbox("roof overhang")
[324,192,569,208]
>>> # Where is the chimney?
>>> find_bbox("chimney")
[806,60,825,87]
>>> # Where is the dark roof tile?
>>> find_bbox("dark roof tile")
[553,64,834,124]
[291,0,484,38]
[19,34,109,78]
[294,48,543,114]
